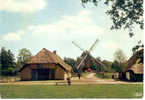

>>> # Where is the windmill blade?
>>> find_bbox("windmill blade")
[88,39,99,52]
[77,54,88,70]
[72,41,85,52]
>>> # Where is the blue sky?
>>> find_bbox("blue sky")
[0,0,144,61]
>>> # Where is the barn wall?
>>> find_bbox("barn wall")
[42,63,65,79]
[38,64,66,79]
[20,63,67,80]
[55,66,65,80]
[20,66,31,80]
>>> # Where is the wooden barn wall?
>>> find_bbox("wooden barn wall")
[20,66,31,80]
[55,66,65,80]
[20,63,66,80]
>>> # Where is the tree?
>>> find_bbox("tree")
[132,42,144,54]
[114,49,127,63]
[113,49,127,72]
[64,57,76,67]
[81,0,143,36]
[0,47,16,75]
[0,53,1,75]
[111,60,121,72]
[7,50,16,67]
[0,64,1,75]
[89,61,97,70]
[17,48,32,69]
[64,57,77,72]
[102,60,113,72]
[1,47,9,70]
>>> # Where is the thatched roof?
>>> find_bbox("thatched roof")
[24,48,72,71]
[127,49,144,68]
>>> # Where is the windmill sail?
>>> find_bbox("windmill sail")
[88,39,99,52]
[77,54,88,70]
[72,41,84,52]
[72,39,99,71]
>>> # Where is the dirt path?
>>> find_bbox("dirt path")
[0,73,143,85]
[71,72,143,84]
[85,73,96,78]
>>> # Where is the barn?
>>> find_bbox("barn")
[19,48,72,81]
[115,49,144,81]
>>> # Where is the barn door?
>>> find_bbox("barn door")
[31,69,38,80]
[31,69,50,80]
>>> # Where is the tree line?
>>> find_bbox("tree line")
[64,49,128,73]
[0,46,136,76]
[0,47,32,76]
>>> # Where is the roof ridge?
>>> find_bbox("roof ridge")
[25,48,72,71]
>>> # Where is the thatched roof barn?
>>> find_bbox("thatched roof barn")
[119,49,144,81]
[125,48,144,74]
[20,48,72,81]
[113,49,144,81]
[127,49,143,69]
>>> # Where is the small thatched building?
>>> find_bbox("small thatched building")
[116,49,144,81]
[127,49,143,70]
[124,49,144,81]
[19,48,72,81]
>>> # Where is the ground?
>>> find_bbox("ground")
[0,73,142,85]
[0,73,143,98]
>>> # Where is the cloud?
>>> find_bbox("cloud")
[28,10,104,38]
[2,30,24,41]
[1,10,104,58]
[0,0,46,13]
[102,41,120,49]
[2,10,103,41]
[0,9,143,61]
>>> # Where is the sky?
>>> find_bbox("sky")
[0,0,144,61]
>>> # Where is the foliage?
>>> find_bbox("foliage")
[0,53,1,75]
[64,57,76,67]
[0,84,143,98]
[111,60,122,72]
[114,49,127,63]
[102,60,114,72]
[64,57,77,72]
[80,52,99,71]
[81,0,143,36]
[76,51,124,73]
[96,72,114,79]
[113,49,128,72]
[96,65,102,72]
[0,62,1,75]
[89,63,96,70]
[111,60,127,72]
[132,42,144,54]
[0,47,16,75]
[16,48,32,69]
[102,60,112,66]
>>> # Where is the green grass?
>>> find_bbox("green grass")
[0,84,143,98]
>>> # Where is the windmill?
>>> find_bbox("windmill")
[72,39,100,79]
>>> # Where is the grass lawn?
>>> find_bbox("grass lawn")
[0,84,143,98]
